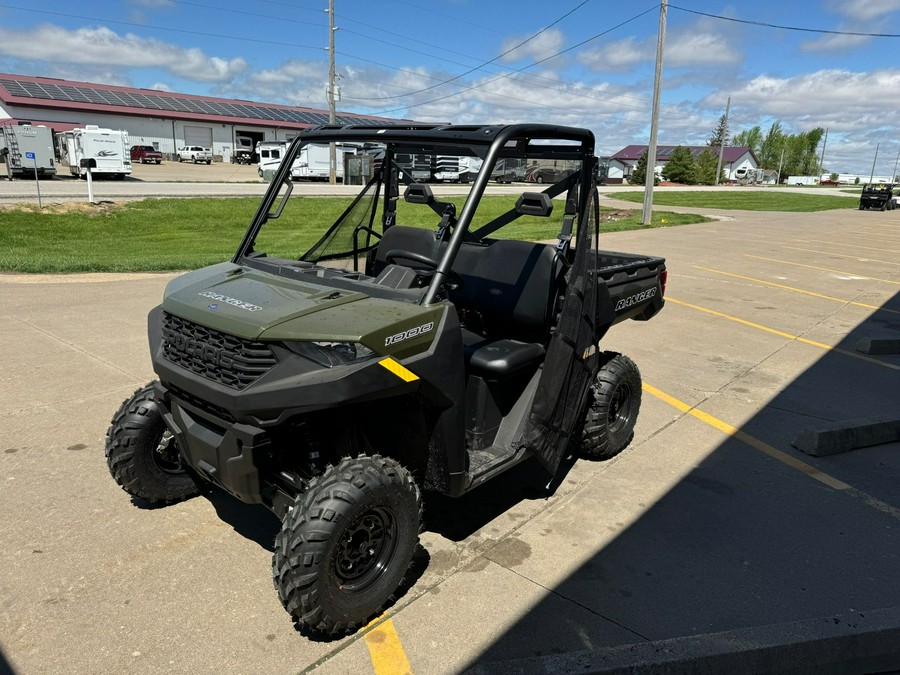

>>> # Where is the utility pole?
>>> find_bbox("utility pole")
[326,0,337,184]
[776,147,784,185]
[642,0,667,225]
[714,95,730,186]
[818,127,828,178]
[892,147,900,182]
[869,142,879,183]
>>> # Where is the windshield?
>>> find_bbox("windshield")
[240,137,588,277]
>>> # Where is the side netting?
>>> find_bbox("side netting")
[518,183,613,475]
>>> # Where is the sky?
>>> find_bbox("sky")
[0,0,899,174]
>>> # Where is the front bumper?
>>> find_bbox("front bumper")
[154,381,269,506]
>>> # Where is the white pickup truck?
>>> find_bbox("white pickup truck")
[176,146,212,164]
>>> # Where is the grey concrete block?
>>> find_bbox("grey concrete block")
[466,606,900,675]
[856,337,900,355]
[793,416,900,456]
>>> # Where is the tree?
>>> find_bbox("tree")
[758,121,784,169]
[695,148,724,185]
[732,125,762,155]
[708,113,729,148]
[662,146,696,184]
[629,150,649,184]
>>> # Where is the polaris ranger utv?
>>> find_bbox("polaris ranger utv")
[859,183,896,211]
[105,124,666,635]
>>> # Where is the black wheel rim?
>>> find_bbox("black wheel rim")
[607,382,634,434]
[333,506,398,593]
[154,430,185,474]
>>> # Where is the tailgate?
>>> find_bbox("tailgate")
[590,250,666,323]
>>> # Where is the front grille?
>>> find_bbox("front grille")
[162,312,277,389]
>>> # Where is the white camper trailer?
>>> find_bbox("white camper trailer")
[257,141,357,181]
[256,140,291,177]
[0,123,56,179]
[57,125,131,179]
[433,155,484,183]
[291,143,357,181]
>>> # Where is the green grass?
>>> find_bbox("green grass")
[609,190,859,211]
[0,196,710,273]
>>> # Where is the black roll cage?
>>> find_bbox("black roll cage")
[234,123,596,306]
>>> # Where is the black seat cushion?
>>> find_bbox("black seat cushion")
[463,330,545,376]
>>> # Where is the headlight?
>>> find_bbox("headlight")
[286,341,377,368]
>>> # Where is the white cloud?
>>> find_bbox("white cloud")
[723,69,900,123]
[667,33,741,67]
[149,82,172,91]
[499,28,565,64]
[801,31,873,53]
[0,24,246,83]
[826,0,900,20]
[578,28,740,72]
[578,37,645,72]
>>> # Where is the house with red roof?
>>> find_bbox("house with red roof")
[607,145,759,184]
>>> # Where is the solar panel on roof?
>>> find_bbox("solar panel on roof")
[0,76,396,126]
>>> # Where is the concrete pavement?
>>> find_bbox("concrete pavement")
[1,204,899,674]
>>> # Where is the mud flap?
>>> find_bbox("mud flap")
[518,184,612,475]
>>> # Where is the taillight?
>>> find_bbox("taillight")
[661,270,668,296]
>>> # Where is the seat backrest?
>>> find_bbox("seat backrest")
[450,239,564,341]
[371,226,565,341]
[370,225,435,276]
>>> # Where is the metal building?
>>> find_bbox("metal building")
[0,72,407,162]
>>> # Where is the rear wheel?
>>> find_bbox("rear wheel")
[578,353,642,461]
[105,382,200,504]
[273,455,421,635]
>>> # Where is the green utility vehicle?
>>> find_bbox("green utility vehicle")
[105,124,666,635]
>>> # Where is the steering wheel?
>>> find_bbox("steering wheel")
[384,249,464,289]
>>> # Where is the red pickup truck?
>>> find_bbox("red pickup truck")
[130,145,163,164]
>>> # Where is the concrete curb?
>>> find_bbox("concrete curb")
[792,416,900,456]
[466,607,900,675]
[856,338,900,355]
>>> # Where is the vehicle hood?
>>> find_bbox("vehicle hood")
[161,263,444,356]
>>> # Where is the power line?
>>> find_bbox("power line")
[669,5,900,38]
[355,0,592,102]
[368,4,659,116]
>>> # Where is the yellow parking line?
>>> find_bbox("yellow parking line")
[798,239,900,255]
[693,266,900,315]
[782,246,900,267]
[365,617,413,675]
[666,297,900,371]
[744,255,900,286]
[642,382,900,521]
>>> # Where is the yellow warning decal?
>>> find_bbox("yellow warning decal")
[378,357,419,382]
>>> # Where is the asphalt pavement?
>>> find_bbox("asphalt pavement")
[1,193,899,674]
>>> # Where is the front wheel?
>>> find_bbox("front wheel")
[105,382,200,504]
[578,353,642,461]
[273,455,421,635]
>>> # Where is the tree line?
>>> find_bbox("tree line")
[628,117,825,185]
[731,122,825,181]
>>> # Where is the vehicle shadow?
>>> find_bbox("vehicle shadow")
[0,645,17,675]
[423,454,578,542]
[202,484,280,552]
[461,288,900,669]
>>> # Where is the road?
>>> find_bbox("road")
[1,201,899,674]
[0,160,859,203]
